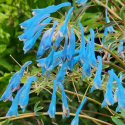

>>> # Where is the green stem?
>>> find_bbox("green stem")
[0,112,112,125]
[94,0,122,21]
[95,44,125,68]
[64,89,125,120]
[115,0,124,6]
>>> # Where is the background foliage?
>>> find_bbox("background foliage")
[0,0,125,124]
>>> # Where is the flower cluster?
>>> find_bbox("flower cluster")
[0,1,125,125]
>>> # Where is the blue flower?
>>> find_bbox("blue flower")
[114,73,122,103]
[71,97,87,125]
[101,69,114,108]
[113,72,125,112]
[47,79,57,118]
[19,76,37,113]
[90,56,102,93]
[79,23,86,64]
[61,34,68,62]
[66,27,75,61]
[23,18,52,54]
[54,7,74,50]
[18,14,50,41]
[37,49,55,69]
[6,83,26,116]
[32,2,71,15]
[56,62,67,84]
[105,9,114,33]
[58,82,70,119]
[0,61,32,102]
[42,20,58,50]
[37,28,52,59]
[89,28,97,67]
[82,60,91,79]
[59,7,74,37]
[67,56,79,71]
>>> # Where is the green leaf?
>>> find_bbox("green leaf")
[104,38,116,46]
[120,6,125,22]
[112,116,125,125]
[0,44,7,54]
[0,118,10,125]
[34,101,43,116]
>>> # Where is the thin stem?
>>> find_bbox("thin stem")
[95,44,125,68]
[10,55,21,67]
[94,0,122,21]
[0,112,113,125]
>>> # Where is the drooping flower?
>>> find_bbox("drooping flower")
[67,55,79,71]
[32,2,71,16]
[101,69,114,108]
[89,28,97,67]
[66,27,75,61]
[36,49,55,70]
[19,76,37,113]
[54,7,74,50]
[37,28,52,59]
[23,18,52,54]
[42,20,58,50]
[114,73,122,103]
[6,83,26,116]
[18,14,50,41]
[90,56,102,93]
[79,23,86,64]
[105,9,114,33]
[61,34,68,62]
[82,39,91,79]
[58,82,70,119]
[47,79,57,118]
[56,62,67,84]
[71,97,87,125]
[0,61,32,102]
[113,72,125,112]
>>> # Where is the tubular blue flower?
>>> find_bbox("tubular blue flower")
[19,76,37,113]
[101,69,114,108]
[18,14,50,41]
[42,20,58,50]
[71,97,87,125]
[67,56,79,71]
[47,79,57,118]
[61,34,68,62]
[114,73,122,103]
[23,18,52,54]
[32,2,71,15]
[59,7,74,37]
[37,28,52,59]
[82,60,91,79]
[79,23,86,63]
[113,72,125,112]
[66,27,75,61]
[56,62,67,84]
[54,34,64,51]
[90,56,102,93]
[6,83,26,116]
[89,28,97,67]
[105,9,114,33]
[36,49,55,69]
[0,61,32,102]
[58,82,70,119]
